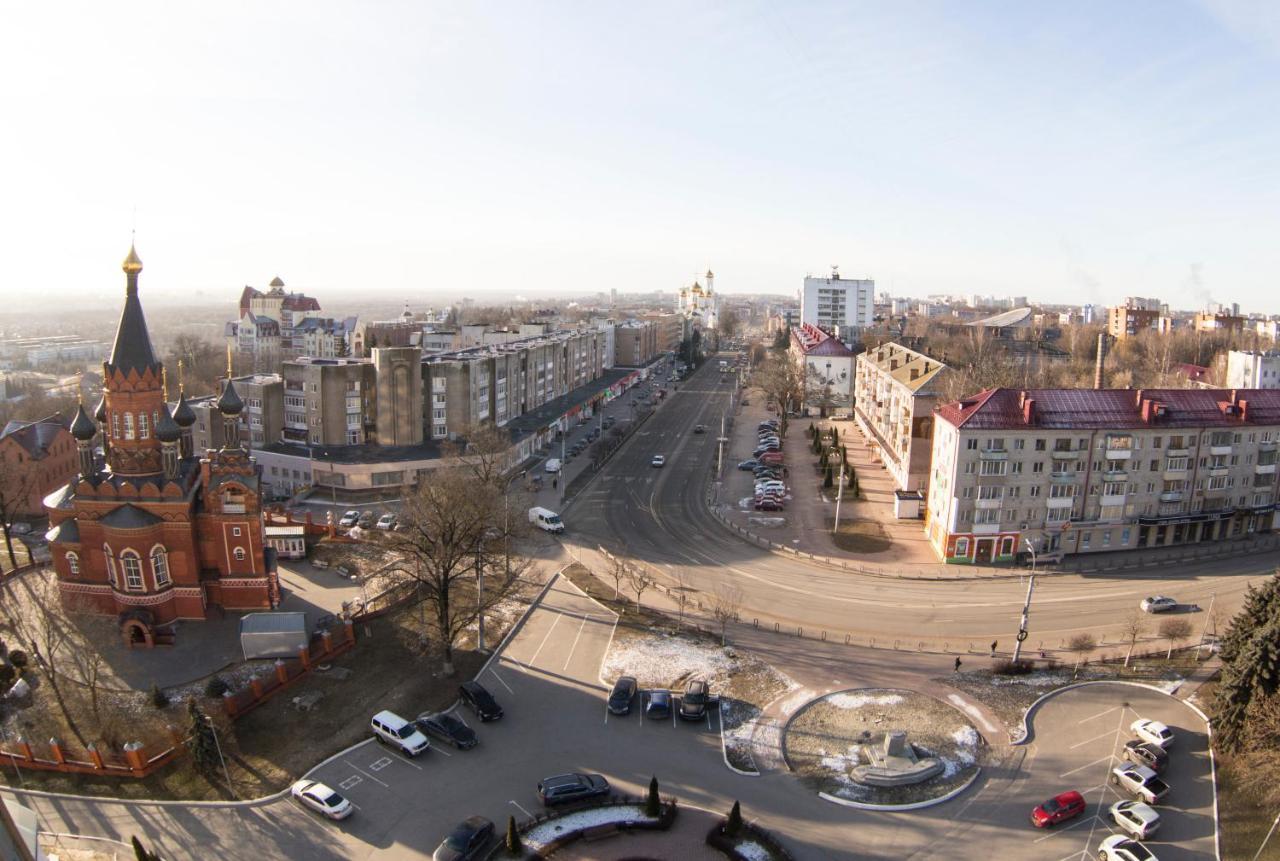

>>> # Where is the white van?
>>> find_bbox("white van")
[528,507,565,533]
[371,710,430,757]
[544,458,562,474]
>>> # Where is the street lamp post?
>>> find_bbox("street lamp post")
[207,715,235,799]
[1012,538,1037,663]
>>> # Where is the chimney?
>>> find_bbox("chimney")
[1094,332,1109,389]
[1022,397,1036,425]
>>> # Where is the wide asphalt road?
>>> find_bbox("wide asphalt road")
[564,355,1273,652]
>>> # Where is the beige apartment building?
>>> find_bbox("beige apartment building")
[927,388,1280,564]
[282,357,377,446]
[853,342,947,492]
[614,320,659,367]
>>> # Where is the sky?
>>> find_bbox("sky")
[1,1,1278,312]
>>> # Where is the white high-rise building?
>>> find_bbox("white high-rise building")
[801,268,874,339]
[1227,350,1280,389]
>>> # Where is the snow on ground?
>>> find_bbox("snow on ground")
[951,726,979,765]
[818,746,861,777]
[603,631,735,688]
[828,692,904,710]
[736,840,772,861]
[523,805,658,846]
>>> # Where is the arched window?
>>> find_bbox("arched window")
[65,551,79,576]
[138,411,150,440]
[233,547,246,561]
[120,550,144,591]
[103,544,118,588]
[150,545,171,588]
[123,413,136,440]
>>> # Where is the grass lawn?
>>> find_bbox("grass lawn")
[826,519,893,554]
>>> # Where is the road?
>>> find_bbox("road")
[564,355,1272,652]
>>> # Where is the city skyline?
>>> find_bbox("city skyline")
[2,2,1278,310]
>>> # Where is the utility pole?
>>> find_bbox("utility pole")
[1197,593,1216,660]
[207,715,235,799]
[832,457,846,534]
[1012,538,1037,662]
[717,413,726,476]
[559,431,566,504]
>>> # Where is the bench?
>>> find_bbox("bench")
[580,823,620,843]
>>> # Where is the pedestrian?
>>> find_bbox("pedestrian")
[990,640,998,657]
[954,656,962,673]
[552,477,558,489]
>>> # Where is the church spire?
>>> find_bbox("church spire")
[107,241,161,377]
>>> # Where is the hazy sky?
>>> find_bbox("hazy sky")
[2,2,1278,311]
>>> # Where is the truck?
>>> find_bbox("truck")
[1110,764,1169,805]
[528,507,565,534]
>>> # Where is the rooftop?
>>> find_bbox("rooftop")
[966,307,1033,329]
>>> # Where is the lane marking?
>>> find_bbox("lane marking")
[1070,729,1122,750]
[510,800,533,819]
[1060,755,1114,779]
[487,667,514,693]
[343,760,389,788]
[1031,811,1098,843]
[563,613,591,671]
[389,751,424,770]
[1079,706,1120,725]
[525,612,563,669]
[432,746,451,758]
[338,775,362,790]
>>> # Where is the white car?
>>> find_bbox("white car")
[755,481,785,493]
[290,779,353,820]
[376,513,396,530]
[338,510,360,528]
[1140,595,1177,613]
[1131,718,1174,749]
[651,455,666,468]
[1098,834,1158,861]
[1110,800,1161,840]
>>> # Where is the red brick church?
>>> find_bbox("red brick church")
[46,244,279,646]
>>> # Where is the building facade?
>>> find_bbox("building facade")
[801,270,874,339]
[47,246,278,644]
[790,324,855,416]
[0,414,77,518]
[613,320,659,367]
[1107,303,1161,339]
[676,271,719,331]
[1227,350,1280,390]
[927,388,1280,565]
[282,357,377,446]
[853,343,947,492]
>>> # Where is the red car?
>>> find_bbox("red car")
[1031,791,1085,828]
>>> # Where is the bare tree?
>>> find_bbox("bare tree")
[672,568,691,628]
[0,456,38,571]
[1066,632,1097,676]
[4,574,84,744]
[711,584,744,646]
[606,551,629,601]
[1158,617,1194,661]
[625,565,655,612]
[1121,610,1148,668]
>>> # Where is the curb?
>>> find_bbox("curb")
[717,699,760,778]
[818,767,982,812]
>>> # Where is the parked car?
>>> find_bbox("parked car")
[291,779,353,820]
[1140,596,1177,613]
[1123,740,1169,772]
[376,513,396,530]
[544,458,561,473]
[416,712,478,750]
[645,690,672,720]
[754,499,784,511]
[357,512,376,529]
[738,460,759,470]
[338,510,360,528]
[753,447,780,458]
[693,424,706,434]
[608,676,638,715]
[371,710,430,757]
[1109,800,1162,840]
[537,773,610,806]
[1110,764,1169,805]
[432,816,494,861]
[1131,719,1175,749]
[1097,834,1159,861]
[1030,790,1085,827]
[651,455,666,468]
[679,679,710,720]
[7,522,32,536]
[459,680,503,721]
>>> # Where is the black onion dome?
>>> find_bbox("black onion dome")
[70,404,97,441]
[155,404,181,442]
[172,392,196,427]
[94,394,107,422]
[216,379,244,415]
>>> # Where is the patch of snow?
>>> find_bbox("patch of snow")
[736,840,771,861]
[951,726,979,749]
[818,745,861,780]
[828,692,904,710]
[523,805,658,846]
[602,633,733,688]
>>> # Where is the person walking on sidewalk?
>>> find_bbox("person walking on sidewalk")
[954,656,962,673]
[990,640,998,657]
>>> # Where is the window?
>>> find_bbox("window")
[65,551,79,576]
[104,544,117,588]
[112,412,121,439]
[1014,439,1025,450]
[975,509,1001,524]
[138,411,149,440]
[966,439,978,450]
[123,412,136,440]
[1032,462,1044,473]
[1034,439,1045,451]
[234,547,246,561]
[977,485,1003,500]
[232,527,242,537]
[954,538,969,557]
[1050,484,1075,498]
[121,551,144,591]
[979,460,1007,476]
[1029,486,1041,497]
[1082,532,1091,548]
[151,546,170,588]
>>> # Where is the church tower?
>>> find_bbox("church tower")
[102,244,167,477]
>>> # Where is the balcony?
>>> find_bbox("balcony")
[1051,449,1077,460]
[971,522,1002,535]
[975,498,1003,510]
[1210,444,1233,457]
[1166,446,1191,457]
[1049,472,1076,484]
[1260,441,1277,452]
[1101,493,1127,507]
[1257,463,1277,475]
[1207,466,1230,478]
[1105,448,1132,461]
[1159,491,1184,503]
[1102,468,1128,481]
[979,448,1008,461]
[1047,496,1074,509]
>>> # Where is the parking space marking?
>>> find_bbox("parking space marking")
[524,612,563,670]
[369,756,393,772]
[562,613,591,671]
[487,666,514,693]
[1078,706,1120,725]
[338,775,362,791]
[509,800,533,819]
[432,746,451,758]
[389,751,425,769]
[1069,728,1122,750]
[343,760,389,788]
[1059,755,1115,779]
[1078,709,1130,859]
[1032,811,1097,844]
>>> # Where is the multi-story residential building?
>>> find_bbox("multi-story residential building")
[1253,318,1280,341]
[354,308,422,356]
[790,324,855,416]
[1194,311,1246,333]
[0,336,103,366]
[1227,350,1280,390]
[801,269,874,339]
[853,343,947,492]
[614,320,659,367]
[0,413,77,517]
[281,357,377,447]
[228,278,359,367]
[1107,303,1162,339]
[927,388,1280,565]
[677,271,719,331]
[641,312,683,353]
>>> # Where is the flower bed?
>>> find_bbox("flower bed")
[515,797,676,857]
[706,820,795,860]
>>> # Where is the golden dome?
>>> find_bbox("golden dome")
[122,243,143,274]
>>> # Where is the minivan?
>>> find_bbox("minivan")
[371,710,430,757]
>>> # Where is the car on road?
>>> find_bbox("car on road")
[754,499,783,511]
[459,680,503,721]
[679,679,710,720]
[651,455,666,467]
[1110,764,1169,804]
[645,690,672,720]
[416,712,478,750]
[338,510,360,528]
[1131,718,1174,749]
[1030,790,1085,827]
[1098,834,1159,861]
[1123,739,1169,772]
[290,779,354,820]
[738,459,759,470]
[1140,596,1178,613]
[371,710,430,757]
[376,513,396,530]
[432,816,494,861]
[608,676,637,715]
[1110,800,1162,840]
[544,458,561,473]
[537,773,610,806]
[693,424,706,434]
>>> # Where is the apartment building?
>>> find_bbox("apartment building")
[1194,311,1246,333]
[1107,304,1161,339]
[0,414,77,517]
[282,358,377,446]
[853,343,947,492]
[927,388,1280,565]
[1227,350,1280,390]
[228,279,359,367]
[640,312,683,353]
[790,324,855,416]
[614,319,659,367]
[801,269,874,339]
